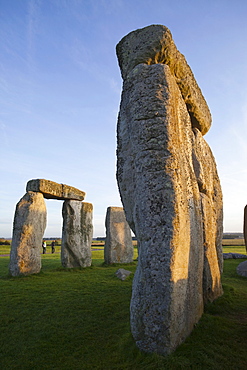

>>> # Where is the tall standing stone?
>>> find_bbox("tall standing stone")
[9,191,47,276]
[192,128,223,302]
[104,206,133,264]
[61,201,93,268]
[244,205,247,254]
[116,25,223,355]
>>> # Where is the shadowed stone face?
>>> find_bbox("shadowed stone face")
[116,25,223,355]
[61,201,93,268]
[9,191,47,276]
[104,207,133,264]
[244,205,247,254]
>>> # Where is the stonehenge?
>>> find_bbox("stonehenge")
[9,191,47,276]
[116,25,223,355]
[61,200,93,268]
[9,179,92,276]
[244,205,247,254]
[104,206,133,264]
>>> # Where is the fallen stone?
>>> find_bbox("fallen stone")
[104,207,133,264]
[223,253,247,259]
[26,179,85,201]
[61,201,93,268]
[9,191,47,276]
[116,24,211,135]
[115,268,132,281]
[236,260,247,277]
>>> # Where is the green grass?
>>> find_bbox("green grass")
[0,246,246,369]
[222,245,246,254]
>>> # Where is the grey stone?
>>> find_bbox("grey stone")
[115,268,132,280]
[104,207,133,264]
[192,128,223,303]
[116,26,223,355]
[116,24,211,135]
[223,253,247,259]
[26,179,85,201]
[61,201,93,268]
[236,260,247,277]
[9,191,47,276]
[244,205,247,254]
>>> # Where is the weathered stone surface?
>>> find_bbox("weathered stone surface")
[115,268,132,281]
[61,201,93,268]
[26,179,85,201]
[192,128,223,302]
[116,24,211,135]
[224,253,247,259]
[104,207,133,264]
[9,192,47,276]
[244,205,247,254]
[116,29,223,355]
[117,63,204,354]
[236,260,247,277]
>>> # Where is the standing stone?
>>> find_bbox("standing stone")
[192,128,223,302]
[244,205,247,254]
[104,207,133,264]
[9,191,47,276]
[116,25,223,355]
[61,201,93,268]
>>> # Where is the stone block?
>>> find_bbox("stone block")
[9,191,47,276]
[116,24,211,135]
[61,200,93,268]
[26,179,85,201]
[116,26,223,355]
[104,206,133,264]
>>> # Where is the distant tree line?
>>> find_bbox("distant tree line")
[0,239,11,245]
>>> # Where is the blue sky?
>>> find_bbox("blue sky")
[0,0,247,237]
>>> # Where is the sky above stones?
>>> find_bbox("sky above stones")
[0,0,247,237]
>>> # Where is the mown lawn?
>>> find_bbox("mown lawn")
[0,245,246,369]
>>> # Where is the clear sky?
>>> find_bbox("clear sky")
[0,0,247,238]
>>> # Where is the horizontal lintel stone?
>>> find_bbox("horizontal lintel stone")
[26,179,85,201]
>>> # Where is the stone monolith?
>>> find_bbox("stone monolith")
[244,205,247,254]
[116,25,223,355]
[104,207,133,264]
[61,200,93,268]
[9,191,47,276]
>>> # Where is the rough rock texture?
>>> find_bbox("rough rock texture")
[236,260,247,277]
[116,25,223,355]
[224,253,247,259]
[61,201,93,268]
[192,128,223,302]
[104,207,133,264]
[26,179,85,201]
[244,205,247,254]
[9,191,47,276]
[116,24,211,135]
[115,268,133,281]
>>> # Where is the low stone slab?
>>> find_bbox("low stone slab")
[9,191,47,276]
[115,268,132,281]
[236,260,247,278]
[223,253,247,259]
[26,179,85,201]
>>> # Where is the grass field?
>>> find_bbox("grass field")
[0,243,246,369]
